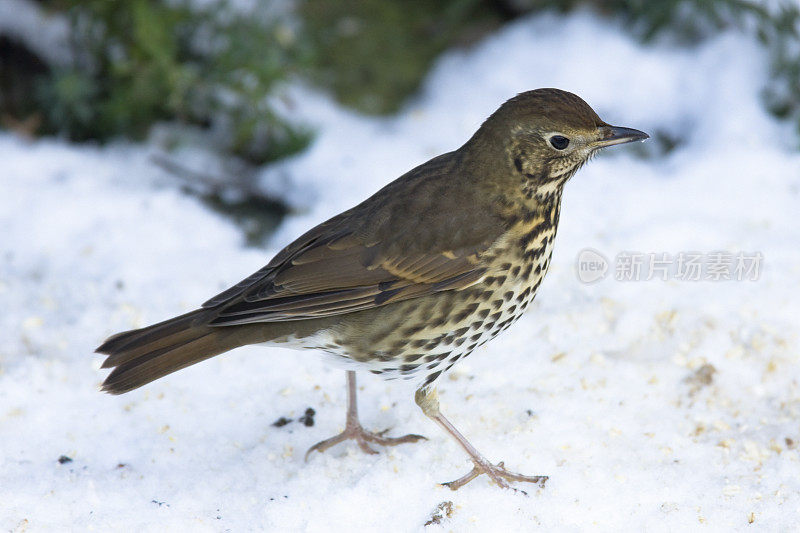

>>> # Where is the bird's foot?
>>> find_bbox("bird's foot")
[305,423,426,461]
[442,460,548,492]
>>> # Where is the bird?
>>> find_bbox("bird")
[96,88,648,491]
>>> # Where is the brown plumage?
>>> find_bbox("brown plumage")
[97,88,648,490]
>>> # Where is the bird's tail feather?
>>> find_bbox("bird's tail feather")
[96,309,264,394]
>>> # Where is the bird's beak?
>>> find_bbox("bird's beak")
[593,125,649,148]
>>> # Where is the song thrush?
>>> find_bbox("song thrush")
[97,88,648,490]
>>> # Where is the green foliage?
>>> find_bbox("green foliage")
[6,0,800,155]
[34,0,312,163]
[299,0,503,114]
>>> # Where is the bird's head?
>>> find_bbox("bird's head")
[467,88,648,201]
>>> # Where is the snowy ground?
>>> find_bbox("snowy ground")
[3,10,800,532]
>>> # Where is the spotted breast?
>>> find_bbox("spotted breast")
[286,193,563,390]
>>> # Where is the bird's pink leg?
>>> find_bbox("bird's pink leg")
[305,371,426,460]
[415,387,548,491]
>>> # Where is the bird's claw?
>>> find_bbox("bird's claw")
[305,424,426,461]
[441,460,548,492]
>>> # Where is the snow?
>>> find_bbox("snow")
[3,10,800,532]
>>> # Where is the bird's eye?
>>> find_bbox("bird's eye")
[549,135,570,150]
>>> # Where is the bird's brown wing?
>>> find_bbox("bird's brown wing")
[204,224,499,325]
[203,157,505,325]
